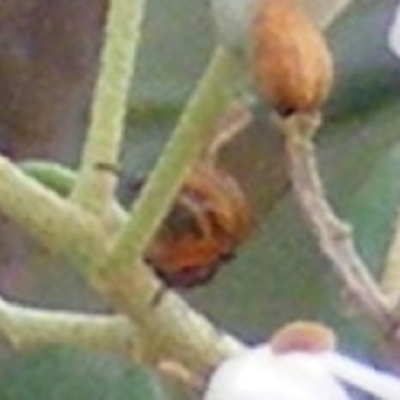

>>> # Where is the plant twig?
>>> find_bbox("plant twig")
[0,15,247,381]
[0,156,106,268]
[380,207,400,306]
[101,46,242,275]
[21,159,248,375]
[94,260,244,376]
[71,0,147,214]
[276,112,394,331]
[0,156,243,378]
[0,296,134,354]
[88,47,247,376]
[205,96,254,162]
[20,159,247,374]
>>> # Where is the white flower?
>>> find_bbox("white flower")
[210,0,353,50]
[204,345,400,400]
[389,3,400,58]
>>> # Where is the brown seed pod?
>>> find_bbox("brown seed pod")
[252,0,334,115]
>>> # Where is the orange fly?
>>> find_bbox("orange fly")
[144,100,254,288]
[146,161,252,287]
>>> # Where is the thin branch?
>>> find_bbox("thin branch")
[276,112,394,331]
[101,46,242,275]
[19,159,246,374]
[0,21,246,381]
[0,0,355,386]
[71,0,147,214]
[20,160,127,225]
[380,206,400,306]
[93,259,244,377]
[0,156,105,269]
[0,297,134,354]
[205,96,254,162]
[20,161,247,376]
[0,157,243,379]
[88,47,246,376]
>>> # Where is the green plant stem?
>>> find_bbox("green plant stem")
[71,0,147,214]
[0,297,134,354]
[20,161,78,197]
[20,161,244,369]
[20,161,126,223]
[0,4,246,377]
[0,157,105,267]
[0,157,243,376]
[101,46,242,274]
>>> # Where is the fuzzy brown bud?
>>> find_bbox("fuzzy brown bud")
[252,0,334,115]
[269,321,337,354]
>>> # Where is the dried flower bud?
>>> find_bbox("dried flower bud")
[270,321,337,354]
[252,0,334,114]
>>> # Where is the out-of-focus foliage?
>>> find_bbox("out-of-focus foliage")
[1,347,162,400]
[0,0,399,399]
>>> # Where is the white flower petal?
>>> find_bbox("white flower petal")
[323,352,400,400]
[204,346,350,400]
[389,3,400,58]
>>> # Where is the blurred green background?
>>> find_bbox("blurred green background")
[0,0,399,399]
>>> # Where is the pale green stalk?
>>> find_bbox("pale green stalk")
[0,1,246,377]
[0,155,242,376]
[101,46,242,273]
[0,297,133,354]
[71,0,147,213]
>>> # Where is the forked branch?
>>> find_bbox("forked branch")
[277,112,396,337]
